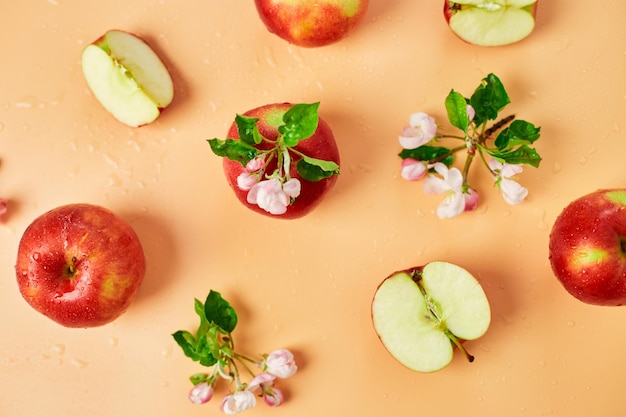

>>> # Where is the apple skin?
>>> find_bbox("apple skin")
[223,102,340,219]
[443,1,538,46]
[549,189,626,306]
[254,0,369,47]
[15,204,146,327]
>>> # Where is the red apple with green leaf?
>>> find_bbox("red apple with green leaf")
[209,102,340,219]
[372,261,491,372]
[254,0,369,47]
[15,203,146,327]
[444,0,538,46]
[81,29,174,127]
[549,189,626,306]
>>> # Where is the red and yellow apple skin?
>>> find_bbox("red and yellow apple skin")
[549,189,626,306]
[223,103,340,219]
[15,204,146,327]
[254,0,369,47]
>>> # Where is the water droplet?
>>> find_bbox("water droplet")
[552,162,562,173]
[0,122,4,132]
[51,343,66,355]
[32,252,40,261]
[566,320,576,327]
[70,358,89,368]
[161,346,172,358]
[108,337,119,347]
[578,156,588,165]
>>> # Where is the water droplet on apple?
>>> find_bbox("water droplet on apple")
[31,252,41,261]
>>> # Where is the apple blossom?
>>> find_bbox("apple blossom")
[463,188,479,211]
[399,112,437,149]
[189,382,214,404]
[282,178,301,199]
[396,74,541,218]
[263,387,284,408]
[247,178,290,215]
[237,172,260,191]
[174,291,298,414]
[220,390,257,415]
[400,158,427,181]
[264,349,298,378]
[488,159,528,205]
[245,156,266,172]
[423,163,466,219]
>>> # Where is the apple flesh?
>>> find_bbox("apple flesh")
[254,0,369,47]
[81,29,174,127]
[444,0,538,47]
[222,102,340,219]
[549,189,626,306]
[15,204,146,328]
[372,261,491,372]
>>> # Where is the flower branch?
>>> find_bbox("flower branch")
[398,73,541,219]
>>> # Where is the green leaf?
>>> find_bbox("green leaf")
[172,330,199,361]
[470,73,510,125]
[445,90,469,132]
[204,290,238,334]
[207,138,258,166]
[296,155,340,182]
[399,145,454,168]
[279,102,320,147]
[189,373,210,385]
[486,144,542,168]
[494,120,541,151]
[235,114,265,145]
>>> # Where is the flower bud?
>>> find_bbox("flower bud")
[264,349,297,378]
[188,382,214,405]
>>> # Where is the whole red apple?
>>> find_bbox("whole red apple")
[15,203,146,327]
[549,189,626,306]
[208,102,340,219]
[254,0,369,47]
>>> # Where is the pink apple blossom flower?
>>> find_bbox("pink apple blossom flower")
[245,157,266,172]
[282,178,301,199]
[237,172,260,191]
[262,387,284,408]
[263,349,297,378]
[399,112,437,150]
[488,159,529,205]
[466,104,476,121]
[247,178,289,215]
[188,382,214,405]
[220,390,257,415]
[463,188,479,211]
[248,372,276,392]
[422,162,466,219]
[400,158,427,181]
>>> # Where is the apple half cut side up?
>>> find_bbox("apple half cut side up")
[372,261,491,372]
[81,30,174,127]
[445,1,538,47]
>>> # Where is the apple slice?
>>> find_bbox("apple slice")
[444,0,538,47]
[81,30,174,127]
[372,261,491,372]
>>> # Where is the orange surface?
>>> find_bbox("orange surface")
[1,1,625,416]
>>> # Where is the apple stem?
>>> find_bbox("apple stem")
[66,256,78,277]
[445,329,475,363]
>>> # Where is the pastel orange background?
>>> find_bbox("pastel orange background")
[1,1,625,416]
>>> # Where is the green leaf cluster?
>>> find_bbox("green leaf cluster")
[207,102,339,182]
[172,290,238,368]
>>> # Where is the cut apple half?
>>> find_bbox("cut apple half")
[444,0,538,47]
[81,30,174,127]
[372,261,491,372]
